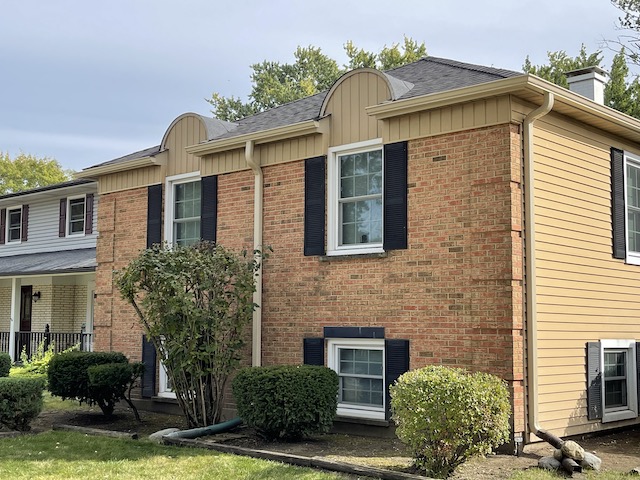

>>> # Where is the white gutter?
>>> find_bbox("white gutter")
[524,91,554,438]
[244,140,263,367]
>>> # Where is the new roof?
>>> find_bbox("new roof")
[83,56,522,171]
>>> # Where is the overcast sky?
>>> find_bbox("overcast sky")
[0,0,628,173]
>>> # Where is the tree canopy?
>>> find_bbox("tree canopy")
[0,152,72,195]
[115,242,264,427]
[207,36,427,122]
[523,45,640,119]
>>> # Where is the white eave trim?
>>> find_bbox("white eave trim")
[185,119,326,156]
[75,153,166,179]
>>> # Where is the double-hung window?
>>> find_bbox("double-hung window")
[165,173,201,247]
[328,139,383,255]
[68,196,86,235]
[626,154,640,263]
[588,339,638,423]
[7,207,22,243]
[328,339,385,420]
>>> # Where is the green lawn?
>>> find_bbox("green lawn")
[0,431,347,480]
[510,468,633,479]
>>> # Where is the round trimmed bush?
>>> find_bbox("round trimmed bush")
[48,351,128,415]
[390,365,511,478]
[0,353,11,377]
[0,376,45,431]
[232,365,338,440]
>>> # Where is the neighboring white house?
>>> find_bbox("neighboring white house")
[0,179,97,361]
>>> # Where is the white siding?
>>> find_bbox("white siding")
[0,188,98,257]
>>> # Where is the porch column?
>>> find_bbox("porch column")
[8,278,20,360]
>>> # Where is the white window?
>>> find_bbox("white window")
[626,154,640,264]
[67,196,86,235]
[164,173,201,247]
[327,338,385,420]
[601,339,637,423]
[328,139,383,255]
[6,206,22,243]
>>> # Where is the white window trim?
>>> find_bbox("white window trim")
[327,139,383,256]
[163,171,201,246]
[624,152,640,265]
[601,339,637,423]
[5,205,22,244]
[66,194,87,237]
[327,338,385,420]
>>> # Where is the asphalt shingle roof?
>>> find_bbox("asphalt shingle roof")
[86,56,523,170]
[0,248,96,276]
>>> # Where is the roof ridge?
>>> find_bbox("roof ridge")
[421,56,520,78]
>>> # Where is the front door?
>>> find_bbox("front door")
[17,286,33,359]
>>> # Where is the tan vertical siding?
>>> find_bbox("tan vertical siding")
[383,96,513,143]
[98,166,165,194]
[165,115,205,177]
[530,109,640,435]
[324,72,387,146]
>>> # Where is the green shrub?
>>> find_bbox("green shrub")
[87,363,133,417]
[232,365,338,440]
[48,351,128,415]
[0,353,11,378]
[0,377,45,431]
[390,365,511,478]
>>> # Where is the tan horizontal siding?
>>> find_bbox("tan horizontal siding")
[531,111,640,436]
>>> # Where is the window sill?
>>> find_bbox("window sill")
[602,409,638,423]
[334,415,390,427]
[319,252,388,262]
[151,395,178,404]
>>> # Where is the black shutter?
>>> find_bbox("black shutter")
[201,176,217,243]
[385,339,409,419]
[0,208,5,244]
[59,198,67,237]
[304,156,326,256]
[141,335,157,398]
[84,193,94,234]
[147,184,163,248]
[611,147,626,259]
[383,142,408,251]
[587,342,603,420]
[21,205,28,242]
[303,338,324,365]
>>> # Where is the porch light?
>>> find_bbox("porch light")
[32,291,41,303]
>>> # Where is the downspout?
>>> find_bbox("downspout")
[245,140,263,367]
[524,91,554,438]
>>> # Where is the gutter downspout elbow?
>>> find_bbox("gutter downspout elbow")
[245,140,263,367]
[523,91,554,438]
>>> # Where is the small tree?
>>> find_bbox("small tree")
[115,242,263,428]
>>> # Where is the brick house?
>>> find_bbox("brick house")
[77,57,640,443]
[0,180,97,360]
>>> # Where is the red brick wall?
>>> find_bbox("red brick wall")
[256,124,525,431]
[94,123,525,431]
[94,187,149,360]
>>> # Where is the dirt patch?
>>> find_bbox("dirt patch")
[27,405,640,478]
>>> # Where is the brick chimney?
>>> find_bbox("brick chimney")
[565,66,607,105]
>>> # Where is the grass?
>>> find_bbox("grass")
[510,469,634,479]
[0,431,347,480]
[42,391,92,412]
